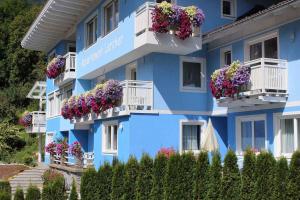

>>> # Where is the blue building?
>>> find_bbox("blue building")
[21,0,300,170]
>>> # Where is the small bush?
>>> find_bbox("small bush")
[0,191,11,200]
[80,168,98,200]
[42,176,66,200]
[42,169,64,185]
[180,152,196,200]
[69,179,78,200]
[193,151,210,200]
[136,154,153,200]
[111,162,125,200]
[164,153,181,200]
[221,149,240,200]
[23,156,36,167]
[273,157,288,200]
[25,185,41,200]
[97,162,113,200]
[241,149,256,200]
[122,156,139,200]
[0,180,11,194]
[287,151,300,200]
[206,152,222,200]
[150,153,168,200]
[14,187,24,200]
[254,151,276,200]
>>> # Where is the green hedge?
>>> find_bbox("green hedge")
[80,168,98,200]
[287,150,300,199]
[25,185,41,200]
[97,162,113,200]
[111,162,125,200]
[136,154,153,200]
[0,180,11,194]
[122,156,139,200]
[0,191,11,200]
[42,175,66,200]
[14,188,24,200]
[193,151,209,200]
[206,152,222,200]
[241,149,256,200]
[69,179,78,200]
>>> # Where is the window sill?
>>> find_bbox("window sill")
[221,15,236,20]
[47,115,61,120]
[102,150,117,155]
[180,87,207,93]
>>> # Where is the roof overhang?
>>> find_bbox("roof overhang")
[203,0,300,49]
[27,81,47,100]
[21,0,98,53]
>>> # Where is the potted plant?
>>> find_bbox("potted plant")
[46,55,65,79]
[69,141,83,167]
[45,142,57,164]
[19,111,32,128]
[57,140,69,165]
[185,6,205,37]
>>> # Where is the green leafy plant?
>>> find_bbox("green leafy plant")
[287,151,300,200]
[25,185,41,200]
[41,176,66,200]
[221,149,240,200]
[80,168,98,200]
[136,154,153,200]
[241,149,256,200]
[122,156,139,200]
[0,181,11,194]
[97,162,113,200]
[42,170,64,185]
[14,187,24,200]
[150,153,168,200]
[111,162,125,200]
[206,152,222,200]
[164,153,181,200]
[0,191,11,200]
[272,157,288,200]
[193,151,210,200]
[69,179,78,200]
[180,152,196,200]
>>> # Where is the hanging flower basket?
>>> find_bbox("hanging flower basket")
[46,56,65,79]
[210,61,251,99]
[45,142,57,164]
[69,141,83,167]
[56,140,69,165]
[19,111,32,127]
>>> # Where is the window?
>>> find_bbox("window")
[221,0,236,18]
[67,43,76,52]
[180,121,204,153]
[180,57,206,92]
[102,122,118,154]
[48,94,55,117]
[220,46,232,67]
[246,32,278,61]
[126,62,137,80]
[275,115,300,157]
[156,0,175,3]
[85,15,97,48]
[104,0,119,35]
[236,115,266,153]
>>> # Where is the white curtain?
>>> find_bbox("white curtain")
[183,125,200,151]
[281,119,294,154]
[241,121,252,151]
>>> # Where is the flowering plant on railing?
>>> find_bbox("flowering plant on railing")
[151,1,205,40]
[210,61,250,99]
[56,140,69,156]
[61,80,123,119]
[69,141,83,160]
[158,147,176,158]
[46,55,65,79]
[45,142,57,156]
[19,111,32,127]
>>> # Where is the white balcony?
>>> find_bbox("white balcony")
[72,80,154,124]
[25,111,46,133]
[134,2,202,56]
[54,52,76,86]
[217,58,288,108]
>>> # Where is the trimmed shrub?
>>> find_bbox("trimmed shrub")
[0,180,11,194]
[221,149,240,200]
[136,153,153,200]
[240,149,256,200]
[193,151,210,200]
[25,185,41,200]
[80,168,98,200]
[69,179,78,200]
[164,153,181,200]
[254,151,276,200]
[14,188,24,200]
[272,157,288,200]
[287,151,300,200]
[0,191,11,200]
[150,153,168,200]
[111,162,125,200]
[206,152,222,200]
[42,170,64,185]
[122,156,139,200]
[97,162,113,200]
[42,176,66,200]
[180,152,196,200]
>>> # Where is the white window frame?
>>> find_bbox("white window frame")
[84,11,98,49]
[155,0,176,3]
[102,0,119,36]
[126,61,137,80]
[179,56,206,93]
[220,46,232,67]
[179,120,206,154]
[274,112,300,158]
[45,132,54,156]
[244,31,279,62]
[221,0,237,19]
[47,93,56,118]
[236,114,267,155]
[102,121,119,155]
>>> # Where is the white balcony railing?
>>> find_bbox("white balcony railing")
[244,58,288,95]
[134,2,202,55]
[121,80,153,111]
[217,58,288,108]
[52,152,94,169]
[25,111,46,133]
[54,52,76,86]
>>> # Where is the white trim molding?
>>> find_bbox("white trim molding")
[221,0,237,19]
[102,120,119,155]
[220,45,232,67]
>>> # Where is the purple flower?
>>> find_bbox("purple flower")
[232,65,251,87]
[104,80,123,102]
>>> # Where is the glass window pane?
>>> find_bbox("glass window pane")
[183,62,201,88]
[87,20,94,46]
[281,119,294,154]
[241,121,252,151]
[113,125,118,150]
[224,51,231,65]
[223,1,231,15]
[254,120,265,151]
[250,42,262,60]
[106,4,113,33]
[114,0,119,27]
[182,125,200,151]
[106,126,111,150]
[264,37,278,59]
